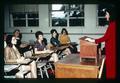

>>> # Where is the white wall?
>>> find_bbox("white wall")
[4,4,107,51]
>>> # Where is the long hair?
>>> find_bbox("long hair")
[6,35,13,47]
[61,28,68,35]
[50,29,59,39]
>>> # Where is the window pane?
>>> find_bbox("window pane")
[12,13,25,18]
[52,11,67,18]
[13,20,26,27]
[28,13,38,18]
[69,10,84,17]
[52,19,67,26]
[52,4,66,11]
[70,4,81,10]
[69,19,84,26]
[98,18,109,26]
[28,20,39,26]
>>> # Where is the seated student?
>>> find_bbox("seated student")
[50,29,71,56]
[4,35,37,78]
[34,31,58,62]
[59,28,78,53]
[13,29,32,55]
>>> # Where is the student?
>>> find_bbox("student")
[50,29,71,57]
[59,28,71,45]
[13,29,32,55]
[85,5,116,78]
[50,29,60,47]
[59,28,78,53]
[34,31,58,62]
[4,35,37,78]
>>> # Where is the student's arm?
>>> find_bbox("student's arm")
[34,48,46,54]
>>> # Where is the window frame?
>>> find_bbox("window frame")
[10,12,39,28]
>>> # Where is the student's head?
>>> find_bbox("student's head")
[35,31,43,40]
[6,35,17,47]
[4,33,7,40]
[50,29,58,38]
[13,29,20,37]
[61,28,68,35]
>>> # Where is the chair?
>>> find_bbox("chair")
[36,58,50,78]
[35,53,55,78]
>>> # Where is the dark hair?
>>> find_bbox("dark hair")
[4,33,7,35]
[35,31,43,39]
[102,4,116,22]
[50,29,59,38]
[13,29,22,39]
[61,28,68,35]
[6,35,13,47]
[13,29,20,34]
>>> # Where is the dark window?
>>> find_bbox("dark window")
[11,12,39,27]
[13,20,26,27]
[28,20,39,26]
[52,19,67,26]
[69,19,84,26]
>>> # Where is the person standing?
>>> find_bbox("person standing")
[85,5,116,79]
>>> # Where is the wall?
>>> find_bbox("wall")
[4,4,107,51]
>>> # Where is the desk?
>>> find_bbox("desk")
[30,53,51,59]
[5,59,32,65]
[55,54,103,78]
[80,36,100,64]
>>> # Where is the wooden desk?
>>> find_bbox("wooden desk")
[55,54,101,78]
[5,59,32,65]
[30,53,51,59]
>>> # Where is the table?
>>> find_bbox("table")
[30,53,51,59]
[5,59,32,65]
[55,54,103,78]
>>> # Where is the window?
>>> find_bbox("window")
[50,4,84,27]
[69,4,84,26]
[10,12,39,27]
[97,4,109,26]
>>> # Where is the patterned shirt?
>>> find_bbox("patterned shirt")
[34,41,46,51]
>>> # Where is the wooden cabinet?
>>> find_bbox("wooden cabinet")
[80,36,101,64]
[55,54,99,78]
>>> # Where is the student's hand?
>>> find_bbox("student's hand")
[20,56,25,61]
[85,38,95,43]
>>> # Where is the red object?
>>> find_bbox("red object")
[95,21,116,79]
